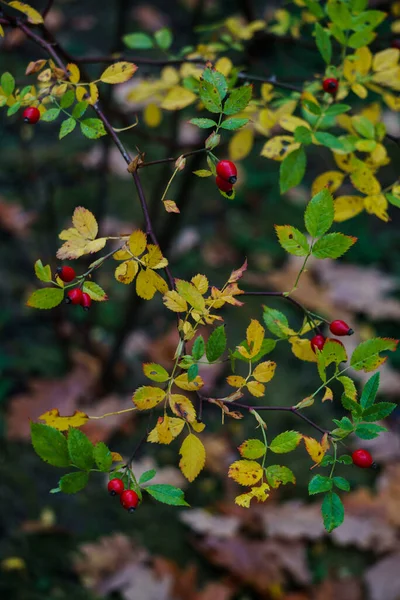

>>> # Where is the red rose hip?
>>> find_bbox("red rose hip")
[108,478,124,496]
[322,78,339,95]
[120,489,139,512]
[22,106,41,124]
[57,266,76,283]
[329,319,354,336]
[216,176,233,196]
[311,334,325,353]
[80,292,92,311]
[216,160,237,184]
[66,288,83,305]
[352,449,374,469]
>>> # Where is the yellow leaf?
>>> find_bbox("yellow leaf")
[303,435,327,465]
[252,360,276,383]
[383,92,400,111]
[351,83,368,99]
[311,171,344,196]
[161,86,197,110]
[176,279,205,312]
[9,1,43,24]
[1,557,26,571]
[148,416,184,443]
[226,375,246,388]
[170,394,196,422]
[334,196,364,222]
[38,409,88,431]
[88,82,99,105]
[372,67,400,90]
[163,199,180,213]
[250,482,270,501]
[338,376,358,401]
[163,290,188,312]
[228,459,263,486]
[133,386,166,410]
[261,82,274,102]
[229,128,254,161]
[367,143,390,169]
[246,319,265,358]
[333,152,358,173]
[235,491,253,508]
[100,61,138,84]
[350,166,381,195]
[129,229,147,256]
[322,387,333,402]
[179,433,206,482]
[143,244,168,269]
[279,115,311,132]
[144,102,162,128]
[364,194,389,222]
[174,373,204,391]
[247,380,265,397]
[191,273,208,294]
[260,135,300,162]
[25,59,46,75]
[114,259,139,284]
[191,420,206,433]
[215,56,232,76]
[150,270,168,294]
[289,337,317,363]
[355,139,377,152]
[155,416,173,444]
[67,63,80,84]
[72,206,98,240]
[75,86,88,102]
[136,268,157,300]
[373,48,400,72]
[0,24,4,37]
[56,235,106,260]
[111,452,123,462]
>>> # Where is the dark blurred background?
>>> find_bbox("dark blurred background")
[1,1,400,599]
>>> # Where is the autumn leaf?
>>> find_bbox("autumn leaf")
[228,459,263,486]
[148,416,185,443]
[100,62,138,84]
[163,290,188,312]
[57,207,106,260]
[174,373,204,391]
[132,386,166,410]
[237,319,265,359]
[129,230,147,256]
[169,394,196,422]
[252,360,276,383]
[303,435,329,467]
[179,433,206,481]
[38,409,88,431]
[9,1,44,24]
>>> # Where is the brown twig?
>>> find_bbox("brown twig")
[42,0,54,18]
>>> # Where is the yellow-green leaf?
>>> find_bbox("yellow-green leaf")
[26,288,64,309]
[100,62,138,84]
[34,259,51,283]
[72,206,98,240]
[229,128,254,161]
[143,363,170,383]
[133,386,166,410]
[8,1,44,24]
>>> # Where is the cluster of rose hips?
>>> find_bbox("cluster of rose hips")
[57,265,92,310]
[216,160,237,196]
[322,77,339,95]
[108,478,139,512]
[310,319,353,353]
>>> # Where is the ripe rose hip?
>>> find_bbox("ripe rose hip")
[57,265,76,283]
[329,319,354,336]
[322,78,339,95]
[352,449,374,469]
[108,478,124,496]
[311,334,325,353]
[22,106,41,124]
[120,489,139,512]
[216,175,233,196]
[66,288,83,305]
[80,292,92,311]
[216,160,237,184]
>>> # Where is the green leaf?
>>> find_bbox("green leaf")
[31,422,70,467]
[333,416,354,431]
[93,442,112,472]
[72,101,88,119]
[351,338,398,372]
[386,193,400,208]
[1,72,15,96]
[80,118,107,139]
[314,131,344,151]
[262,306,289,339]
[60,89,75,109]
[294,126,312,145]
[220,117,249,130]
[265,465,295,488]
[341,394,362,417]
[59,471,89,494]
[352,116,375,139]
[315,23,332,64]
[305,189,334,237]
[231,338,276,363]
[59,117,76,139]
[67,428,94,470]
[41,108,60,122]
[280,147,307,194]
[308,474,333,495]
[192,335,205,360]
[352,10,385,31]
[202,66,228,100]
[206,325,227,362]
[348,29,376,49]
[143,363,170,383]
[322,491,344,532]
[34,259,52,283]
[325,103,352,116]
[303,0,324,18]
[154,28,173,50]
[320,455,334,466]
[189,118,217,129]
[7,102,20,116]
[362,402,396,422]
[187,363,199,382]
[275,225,310,257]
[199,79,222,113]
[333,476,350,491]
[82,281,108,301]
[302,99,322,115]
[26,287,64,309]
[326,0,352,30]
[360,372,380,409]
[355,423,387,439]
[139,469,156,485]
[223,85,252,116]
[123,32,154,49]
[145,484,189,506]
[312,232,356,259]
[337,454,352,464]
[269,430,302,453]
[239,439,266,459]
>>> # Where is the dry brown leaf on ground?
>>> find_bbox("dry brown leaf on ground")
[180,508,240,538]
[313,577,364,600]
[261,501,325,541]
[364,552,400,600]
[0,199,37,237]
